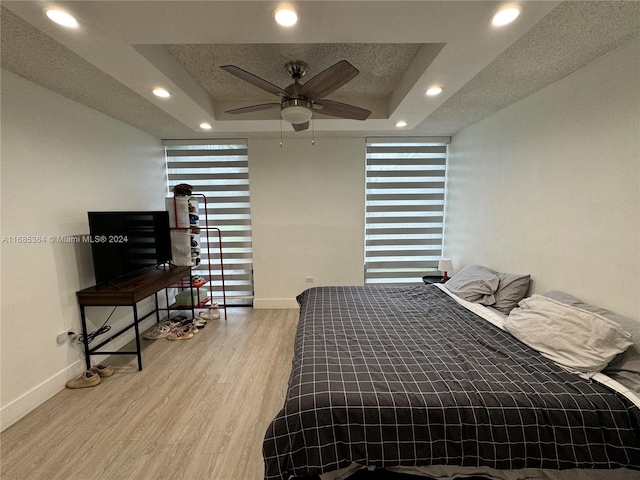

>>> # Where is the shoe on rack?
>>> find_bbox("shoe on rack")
[66,371,101,389]
[90,364,114,377]
[143,323,173,340]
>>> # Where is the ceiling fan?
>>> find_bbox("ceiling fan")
[220,60,371,132]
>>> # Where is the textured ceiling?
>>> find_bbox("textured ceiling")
[1,8,195,139]
[164,43,424,102]
[421,1,640,135]
[1,1,639,139]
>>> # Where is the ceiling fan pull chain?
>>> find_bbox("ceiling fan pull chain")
[311,115,315,146]
[280,117,284,148]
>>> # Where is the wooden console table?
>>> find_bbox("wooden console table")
[76,265,192,371]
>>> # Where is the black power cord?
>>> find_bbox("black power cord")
[72,306,116,344]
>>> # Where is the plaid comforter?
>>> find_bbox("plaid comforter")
[263,285,640,480]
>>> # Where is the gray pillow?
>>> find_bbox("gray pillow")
[544,290,640,394]
[504,294,633,374]
[445,265,500,305]
[469,266,531,314]
[493,272,531,314]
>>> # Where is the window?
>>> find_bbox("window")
[164,139,253,305]
[365,137,449,285]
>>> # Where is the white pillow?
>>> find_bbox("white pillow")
[544,290,640,394]
[504,294,633,375]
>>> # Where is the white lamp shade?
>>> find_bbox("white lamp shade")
[281,105,313,124]
[438,259,453,273]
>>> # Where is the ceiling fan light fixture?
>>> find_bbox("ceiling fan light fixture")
[281,98,313,124]
[274,7,299,27]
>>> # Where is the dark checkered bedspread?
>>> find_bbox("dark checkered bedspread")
[263,285,640,480]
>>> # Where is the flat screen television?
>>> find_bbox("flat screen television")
[88,211,172,285]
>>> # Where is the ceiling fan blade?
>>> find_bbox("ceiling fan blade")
[313,99,371,121]
[292,122,310,132]
[225,103,281,114]
[220,65,288,97]
[298,60,359,100]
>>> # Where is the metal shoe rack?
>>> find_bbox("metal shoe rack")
[166,193,227,320]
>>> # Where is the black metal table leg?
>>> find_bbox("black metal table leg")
[154,292,161,323]
[80,305,91,370]
[132,304,143,371]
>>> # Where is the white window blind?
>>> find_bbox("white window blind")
[365,137,449,285]
[164,139,253,305]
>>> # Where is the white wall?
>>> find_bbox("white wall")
[249,137,366,308]
[0,71,167,429]
[444,37,640,321]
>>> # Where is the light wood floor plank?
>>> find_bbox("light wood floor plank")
[0,307,299,480]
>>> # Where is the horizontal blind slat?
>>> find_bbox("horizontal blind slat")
[366,158,446,167]
[367,204,443,213]
[167,173,249,181]
[366,170,445,178]
[365,216,443,224]
[366,193,444,202]
[366,238,442,246]
[366,146,447,154]
[367,181,445,190]
[167,161,248,169]
[165,148,248,157]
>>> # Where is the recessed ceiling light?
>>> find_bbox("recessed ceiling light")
[426,86,443,96]
[274,7,299,27]
[45,9,79,28]
[491,6,521,26]
[395,121,408,128]
[199,122,212,130]
[152,88,171,98]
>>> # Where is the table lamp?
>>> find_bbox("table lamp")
[438,258,453,282]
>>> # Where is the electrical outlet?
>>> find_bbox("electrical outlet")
[56,331,70,345]
[305,276,314,283]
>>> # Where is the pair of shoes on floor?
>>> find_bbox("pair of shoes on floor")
[66,364,114,389]
[143,322,173,340]
[144,315,202,341]
[198,307,220,321]
[143,316,189,340]
[168,322,197,340]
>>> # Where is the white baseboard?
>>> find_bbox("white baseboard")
[1,361,85,431]
[252,298,299,309]
[1,316,157,432]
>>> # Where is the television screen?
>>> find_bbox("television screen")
[88,211,172,285]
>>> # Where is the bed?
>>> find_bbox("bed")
[263,280,640,480]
